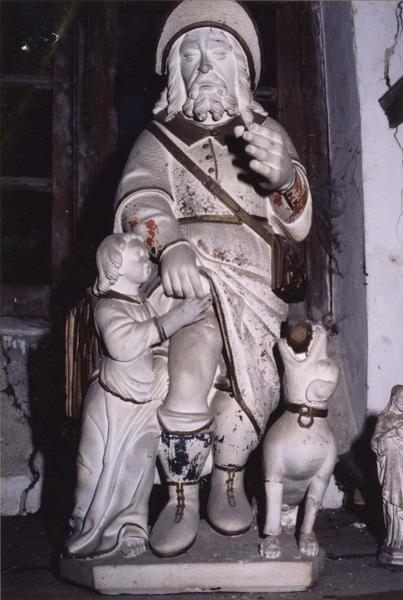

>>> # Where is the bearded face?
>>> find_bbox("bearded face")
[179,28,239,123]
[153,27,266,127]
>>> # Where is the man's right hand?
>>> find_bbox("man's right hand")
[160,243,206,298]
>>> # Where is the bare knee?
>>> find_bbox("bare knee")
[165,306,223,410]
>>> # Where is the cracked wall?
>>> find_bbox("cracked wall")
[352,1,403,415]
[321,1,368,438]
[0,318,50,515]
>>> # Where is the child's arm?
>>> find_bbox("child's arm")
[158,295,212,339]
[96,296,211,362]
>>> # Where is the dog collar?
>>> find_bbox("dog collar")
[286,402,328,429]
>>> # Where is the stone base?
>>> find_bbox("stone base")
[60,521,325,595]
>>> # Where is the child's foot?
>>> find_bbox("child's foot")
[120,536,148,558]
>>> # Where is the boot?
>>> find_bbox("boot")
[207,464,253,535]
[150,428,213,557]
[207,390,258,535]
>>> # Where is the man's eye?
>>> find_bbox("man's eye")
[213,52,227,60]
[183,53,197,61]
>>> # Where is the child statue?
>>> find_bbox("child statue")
[371,384,403,565]
[66,233,211,559]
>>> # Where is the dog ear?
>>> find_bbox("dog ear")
[305,376,337,403]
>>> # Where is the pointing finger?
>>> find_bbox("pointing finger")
[248,123,283,144]
[245,144,268,162]
[249,159,273,179]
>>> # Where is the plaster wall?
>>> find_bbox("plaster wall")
[352,1,403,415]
[321,1,368,436]
[0,319,50,515]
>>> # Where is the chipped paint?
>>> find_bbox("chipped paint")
[271,192,283,207]
[161,432,213,481]
[144,219,159,249]
[283,170,309,218]
[128,217,139,230]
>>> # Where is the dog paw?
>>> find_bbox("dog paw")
[259,535,281,559]
[299,532,319,557]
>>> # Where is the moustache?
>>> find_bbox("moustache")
[189,73,227,98]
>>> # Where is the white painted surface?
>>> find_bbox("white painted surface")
[352,1,403,415]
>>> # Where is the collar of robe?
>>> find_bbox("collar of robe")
[154,110,265,147]
[100,290,145,304]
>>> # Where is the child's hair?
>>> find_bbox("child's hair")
[93,232,145,295]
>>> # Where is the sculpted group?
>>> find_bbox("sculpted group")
[67,0,314,560]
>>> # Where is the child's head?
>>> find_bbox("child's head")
[94,233,146,295]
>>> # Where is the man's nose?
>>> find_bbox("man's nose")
[198,55,212,74]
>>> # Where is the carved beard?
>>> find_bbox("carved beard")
[182,73,239,122]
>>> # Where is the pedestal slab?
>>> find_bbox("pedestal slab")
[60,521,325,595]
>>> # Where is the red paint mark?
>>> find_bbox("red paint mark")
[128,217,139,230]
[283,171,308,217]
[145,219,159,248]
[212,247,227,262]
[272,192,283,207]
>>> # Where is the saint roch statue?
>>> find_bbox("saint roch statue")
[113,0,312,558]
[67,0,313,561]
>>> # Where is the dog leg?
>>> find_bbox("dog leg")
[259,480,283,559]
[299,476,328,556]
[281,504,298,532]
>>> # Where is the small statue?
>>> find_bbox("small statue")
[259,323,339,559]
[371,385,403,565]
[66,233,211,558]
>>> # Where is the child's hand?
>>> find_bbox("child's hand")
[179,295,212,327]
[159,295,212,338]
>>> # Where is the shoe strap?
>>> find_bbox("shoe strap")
[214,465,246,508]
[166,481,199,523]
[214,464,246,473]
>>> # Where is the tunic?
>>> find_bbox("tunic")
[66,293,168,557]
[114,111,312,436]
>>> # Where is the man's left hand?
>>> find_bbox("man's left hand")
[238,123,295,192]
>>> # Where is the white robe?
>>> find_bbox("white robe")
[66,294,167,557]
[114,112,312,436]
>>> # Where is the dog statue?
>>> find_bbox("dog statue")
[259,323,339,559]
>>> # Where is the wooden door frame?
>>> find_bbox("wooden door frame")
[276,1,331,323]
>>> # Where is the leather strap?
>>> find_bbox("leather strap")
[147,121,275,246]
[214,464,246,473]
[166,481,199,486]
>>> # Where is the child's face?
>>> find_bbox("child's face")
[120,239,152,285]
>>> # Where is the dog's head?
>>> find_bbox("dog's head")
[278,323,339,408]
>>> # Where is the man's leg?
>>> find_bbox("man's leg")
[150,306,222,556]
[207,390,259,534]
[159,304,222,429]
